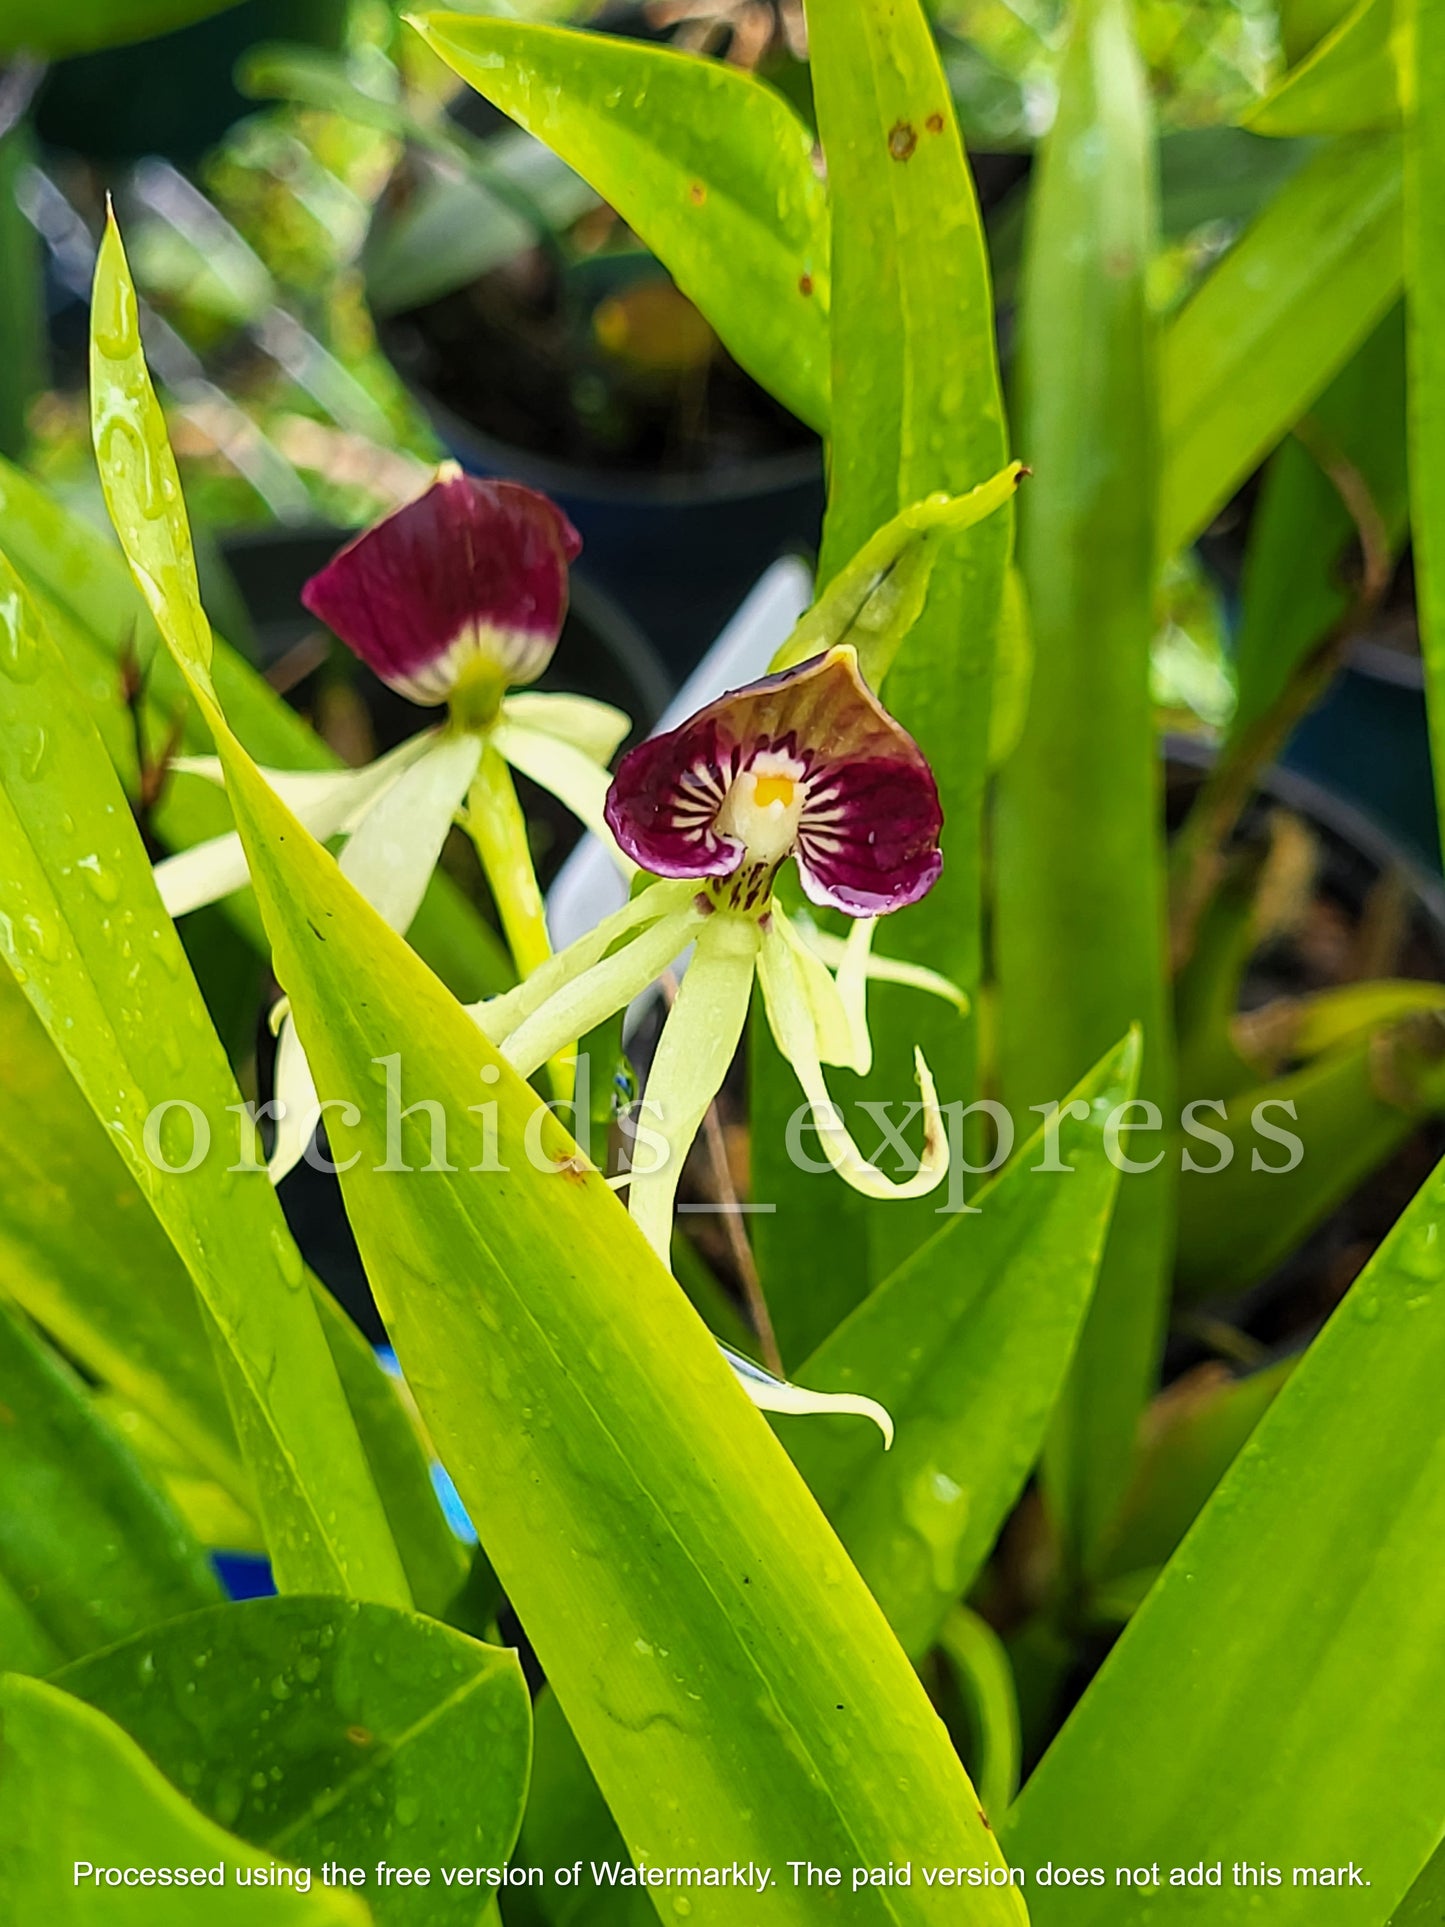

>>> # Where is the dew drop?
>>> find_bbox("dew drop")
[93,266,139,359]
[21,913,60,965]
[76,853,121,904]
[16,724,48,779]
[269,1224,305,1290]
[0,587,40,684]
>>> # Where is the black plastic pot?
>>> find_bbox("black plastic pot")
[33,0,347,164]
[1280,637,1438,874]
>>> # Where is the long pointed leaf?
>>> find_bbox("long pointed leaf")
[1403,0,1445,865]
[993,0,1172,1571]
[0,1676,370,1926]
[1160,133,1403,557]
[0,959,466,1614]
[409,13,829,432]
[783,1033,1138,1659]
[756,0,1013,1325]
[0,968,247,1502]
[0,1300,219,1673]
[0,541,405,1604]
[1004,1145,1445,1921]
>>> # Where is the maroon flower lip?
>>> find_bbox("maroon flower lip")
[301,467,582,706]
[604,647,943,916]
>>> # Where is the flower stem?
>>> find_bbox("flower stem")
[465,742,569,1095]
[701,1082,785,1379]
[467,742,551,977]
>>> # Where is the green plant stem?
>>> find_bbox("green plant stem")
[465,743,571,1098]
[467,745,550,978]
[938,1607,1022,1824]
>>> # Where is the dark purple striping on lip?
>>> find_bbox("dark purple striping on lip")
[604,647,944,917]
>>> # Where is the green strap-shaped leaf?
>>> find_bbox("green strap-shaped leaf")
[0,968,248,1504]
[0,1676,370,1925]
[509,1025,1126,1910]
[1245,0,1399,135]
[0,1300,220,1675]
[807,0,1012,1231]
[94,212,1025,1921]
[0,548,404,1603]
[1160,132,1403,557]
[993,0,1173,1573]
[1003,1145,1445,1922]
[1097,1358,1294,1587]
[508,1044,1127,1914]
[409,12,829,433]
[0,965,466,1614]
[753,0,1015,1334]
[806,0,1009,585]
[782,1034,1138,1659]
[496,989,1108,1914]
[0,235,414,1607]
[55,1599,531,1925]
[937,1611,1022,1827]
[1391,1839,1445,1923]
[1403,0,1445,866]
[1174,1020,1445,1298]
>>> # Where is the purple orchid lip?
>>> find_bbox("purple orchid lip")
[604,646,943,916]
[301,466,582,706]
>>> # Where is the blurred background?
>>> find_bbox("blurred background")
[7,0,1407,856]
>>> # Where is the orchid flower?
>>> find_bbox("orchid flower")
[153,464,632,1179]
[468,643,956,1440]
